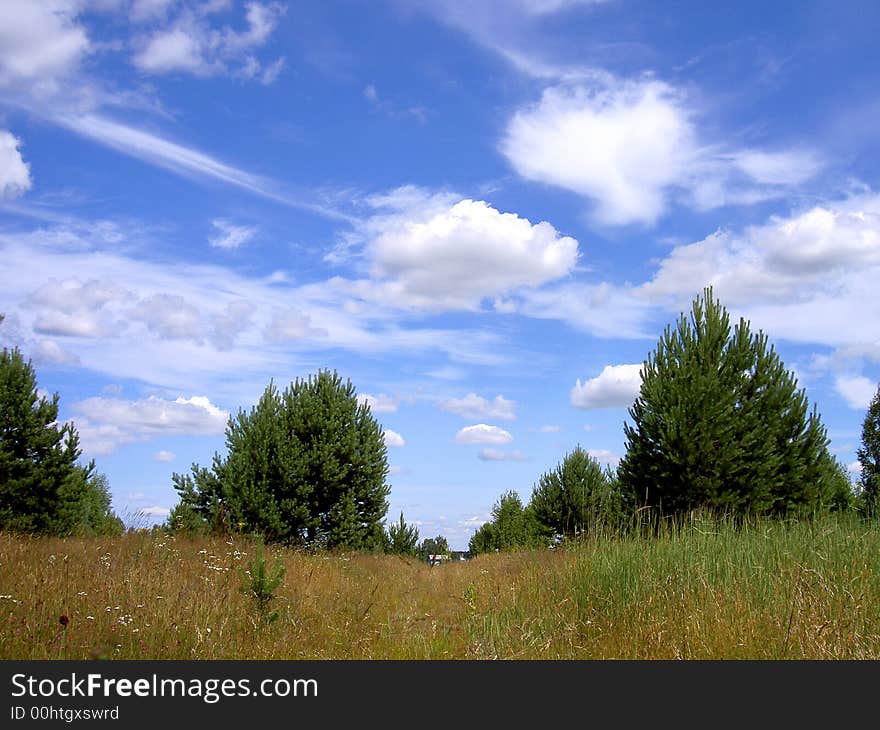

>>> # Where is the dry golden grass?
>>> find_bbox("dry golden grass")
[2,515,879,659]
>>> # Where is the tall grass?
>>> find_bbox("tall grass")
[2,513,879,659]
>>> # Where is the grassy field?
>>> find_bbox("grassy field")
[2,514,880,659]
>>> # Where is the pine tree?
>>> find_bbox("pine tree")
[0,345,97,534]
[171,369,390,548]
[618,288,841,518]
[386,512,420,556]
[529,446,622,539]
[468,491,546,554]
[857,383,880,516]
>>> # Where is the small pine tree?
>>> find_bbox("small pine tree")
[857,383,880,516]
[530,446,623,539]
[0,344,101,534]
[618,288,841,519]
[386,512,420,556]
[171,369,390,548]
[468,491,546,555]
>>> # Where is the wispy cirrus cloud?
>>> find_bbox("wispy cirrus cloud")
[50,113,354,221]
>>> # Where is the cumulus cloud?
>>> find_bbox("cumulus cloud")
[383,429,405,448]
[0,131,32,198]
[439,393,516,420]
[501,79,822,225]
[638,192,880,349]
[359,393,399,413]
[571,363,642,409]
[454,424,514,445]
[477,448,525,461]
[0,0,90,94]
[132,1,286,83]
[29,277,130,339]
[344,187,579,311]
[209,300,255,350]
[152,450,176,462]
[72,394,229,455]
[836,375,878,410]
[209,219,258,250]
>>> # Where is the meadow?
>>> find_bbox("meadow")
[3,514,880,660]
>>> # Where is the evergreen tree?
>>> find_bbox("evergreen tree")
[468,491,546,555]
[618,288,841,518]
[386,512,420,556]
[0,344,103,534]
[419,534,449,560]
[530,446,623,539]
[857,383,880,516]
[171,369,390,548]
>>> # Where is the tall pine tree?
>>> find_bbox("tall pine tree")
[0,344,99,534]
[618,288,845,518]
[172,369,390,549]
[857,383,880,516]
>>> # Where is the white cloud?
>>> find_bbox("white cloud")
[152,450,176,462]
[571,363,642,409]
[132,1,286,82]
[454,424,514,445]
[501,79,822,225]
[347,187,579,310]
[730,149,823,186]
[383,429,405,448]
[210,219,258,250]
[131,293,202,340]
[477,448,525,461]
[210,300,255,350]
[439,393,516,421]
[537,424,561,432]
[848,461,863,476]
[264,309,328,342]
[503,80,696,225]
[0,0,90,94]
[359,393,399,413]
[638,192,880,349]
[0,131,32,198]
[139,506,170,517]
[587,448,619,467]
[0,218,509,396]
[72,394,229,456]
[130,0,176,23]
[836,375,878,410]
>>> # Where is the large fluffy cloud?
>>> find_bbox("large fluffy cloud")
[639,192,880,349]
[571,364,642,409]
[0,0,90,94]
[72,394,229,456]
[345,187,579,311]
[502,79,821,225]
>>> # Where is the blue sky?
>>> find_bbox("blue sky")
[1,0,879,550]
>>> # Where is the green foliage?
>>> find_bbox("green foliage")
[468,491,547,555]
[857,383,880,516]
[618,288,843,519]
[240,539,286,626]
[170,370,391,549]
[386,512,420,556]
[55,472,125,537]
[419,534,449,560]
[530,446,625,539]
[0,345,121,535]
